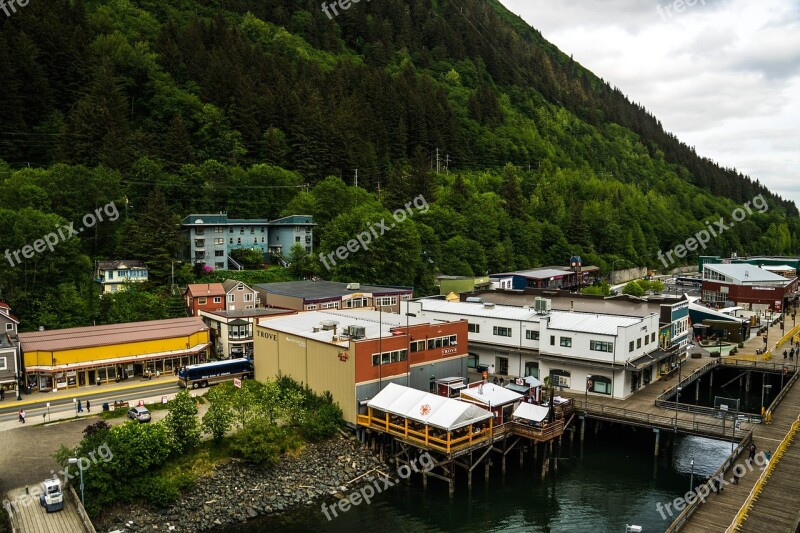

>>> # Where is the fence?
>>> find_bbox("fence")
[665,430,754,532]
[724,415,800,532]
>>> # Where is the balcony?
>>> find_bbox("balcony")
[194,251,207,260]
[195,239,205,248]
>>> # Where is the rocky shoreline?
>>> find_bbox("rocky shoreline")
[96,434,383,532]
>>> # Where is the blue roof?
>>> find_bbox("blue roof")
[267,215,316,225]
[181,214,309,226]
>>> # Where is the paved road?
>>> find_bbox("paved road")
[0,379,182,423]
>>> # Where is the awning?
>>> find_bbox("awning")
[512,403,549,422]
[24,343,209,373]
[524,375,543,388]
[368,383,492,431]
[505,383,529,394]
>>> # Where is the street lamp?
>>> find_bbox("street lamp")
[761,380,773,413]
[67,457,84,505]
[690,459,695,491]
[675,386,682,430]
[16,372,22,401]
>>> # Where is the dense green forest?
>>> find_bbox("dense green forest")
[0,0,798,331]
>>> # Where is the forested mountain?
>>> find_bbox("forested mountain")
[0,0,798,329]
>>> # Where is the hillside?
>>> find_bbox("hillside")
[0,0,797,329]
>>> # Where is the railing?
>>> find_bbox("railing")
[356,414,493,453]
[573,399,737,438]
[665,430,754,533]
[656,360,719,406]
[509,419,565,441]
[725,415,800,532]
[766,371,799,421]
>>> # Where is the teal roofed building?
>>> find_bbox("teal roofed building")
[181,214,315,270]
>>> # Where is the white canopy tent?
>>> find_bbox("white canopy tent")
[512,402,550,423]
[367,383,493,431]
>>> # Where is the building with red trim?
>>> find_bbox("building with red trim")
[701,263,798,312]
[253,310,468,425]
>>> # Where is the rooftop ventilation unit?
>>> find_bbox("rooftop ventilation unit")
[466,297,482,303]
[346,283,361,290]
[483,302,495,309]
[348,325,366,339]
[320,320,339,331]
[533,297,552,314]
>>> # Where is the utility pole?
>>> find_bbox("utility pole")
[436,148,440,174]
[354,169,358,188]
[445,154,450,174]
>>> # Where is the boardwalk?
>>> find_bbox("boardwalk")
[677,324,800,533]
[4,484,87,533]
[733,416,800,532]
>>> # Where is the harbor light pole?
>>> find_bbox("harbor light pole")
[690,459,694,491]
[68,457,85,505]
[675,386,682,430]
[585,374,591,415]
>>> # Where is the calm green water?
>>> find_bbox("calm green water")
[225,427,731,533]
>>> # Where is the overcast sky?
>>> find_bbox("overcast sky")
[498,0,800,210]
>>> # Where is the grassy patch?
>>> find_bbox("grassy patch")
[159,438,233,485]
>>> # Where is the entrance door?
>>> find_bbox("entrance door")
[78,371,86,387]
[88,371,96,385]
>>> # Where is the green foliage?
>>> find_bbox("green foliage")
[229,248,265,270]
[581,281,612,296]
[164,389,201,454]
[621,281,645,297]
[202,400,234,442]
[229,422,303,468]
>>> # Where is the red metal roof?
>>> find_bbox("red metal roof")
[19,317,209,352]
[185,283,226,297]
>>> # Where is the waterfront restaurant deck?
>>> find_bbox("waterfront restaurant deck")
[358,383,496,455]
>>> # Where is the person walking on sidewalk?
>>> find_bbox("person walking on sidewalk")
[18,409,25,423]
[749,443,756,462]
[784,350,788,359]
[77,399,83,413]
[86,400,91,412]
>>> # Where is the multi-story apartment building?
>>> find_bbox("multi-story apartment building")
[95,260,149,293]
[403,298,668,400]
[0,303,20,397]
[181,214,315,270]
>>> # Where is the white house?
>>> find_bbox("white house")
[95,260,149,293]
[402,298,665,400]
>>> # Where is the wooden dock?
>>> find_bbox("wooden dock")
[671,355,800,532]
[4,484,88,533]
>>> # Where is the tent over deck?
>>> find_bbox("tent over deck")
[512,403,550,423]
[367,383,492,431]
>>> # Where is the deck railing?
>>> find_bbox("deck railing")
[665,430,754,533]
[356,413,493,453]
[509,419,565,441]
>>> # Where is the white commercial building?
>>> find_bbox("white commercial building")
[403,298,665,400]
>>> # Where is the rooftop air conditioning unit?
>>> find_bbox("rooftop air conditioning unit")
[534,297,552,314]
[348,325,366,339]
[320,320,339,331]
[483,302,495,309]
[346,283,360,290]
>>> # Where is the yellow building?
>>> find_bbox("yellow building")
[20,317,210,391]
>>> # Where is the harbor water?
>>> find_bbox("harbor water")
[224,425,732,533]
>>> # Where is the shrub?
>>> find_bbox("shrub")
[202,401,234,442]
[300,401,343,442]
[229,423,281,468]
[164,389,201,454]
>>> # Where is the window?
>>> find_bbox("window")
[526,330,539,340]
[213,297,222,304]
[237,238,242,244]
[215,227,223,233]
[261,227,265,233]
[524,362,539,379]
[651,332,656,343]
[497,357,509,375]
[550,336,555,346]
[321,301,340,309]
[550,370,571,388]
[449,335,458,345]
[637,338,642,349]
[0,357,6,371]
[5,323,12,331]
[262,237,265,243]
[372,350,408,366]
[215,250,224,257]
[229,228,234,234]
[237,284,244,291]
[195,228,204,235]
[588,375,612,395]
[198,297,207,305]
[344,298,368,308]
[214,238,223,245]
[227,294,235,303]
[629,341,634,352]
[560,337,572,348]
[590,340,614,352]
[468,353,479,369]
[305,304,317,310]
[250,228,255,234]
[295,236,301,242]
[376,296,397,306]
[244,293,254,302]
[410,340,425,352]
[215,262,224,269]
[468,323,480,333]
[230,238,233,244]
[493,326,512,337]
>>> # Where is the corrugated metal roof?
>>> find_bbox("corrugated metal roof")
[460,382,522,406]
[417,299,540,321]
[546,311,641,335]
[97,260,147,270]
[267,215,316,225]
[703,264,790,283]
[19,317,208,352]
[254,280,413,300]
[185,283,226,297]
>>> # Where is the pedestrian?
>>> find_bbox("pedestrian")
[748,443,756,462]
[791,351,795,362]
[784,350,788,359]
[18,409,25,423]
[86,400,91,412]
[732,470,739,484]
[492,376,498,385]
[0,388,4,401]
[77,399,83,413]
[791,348,795,359]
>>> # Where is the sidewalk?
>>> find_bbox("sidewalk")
[1,375,180,409]
[0,384,206,433]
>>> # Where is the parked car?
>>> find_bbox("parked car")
[128,406,151,423]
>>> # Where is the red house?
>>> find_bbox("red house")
[184,283,226,316]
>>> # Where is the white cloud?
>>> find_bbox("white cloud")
[498,0,800,209]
